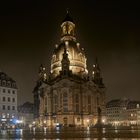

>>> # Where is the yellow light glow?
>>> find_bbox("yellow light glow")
[65,41,69,46]
[55,44,58,48]
[77,43,80,47]
[102,119,105,123]
[86,119,89,123]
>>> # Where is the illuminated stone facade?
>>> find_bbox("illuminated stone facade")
[33,12,106,127]
[106,99,140,126]
[0,72,17,128]
[51,14,87,78]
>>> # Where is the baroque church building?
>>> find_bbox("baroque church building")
[33,12,106,127]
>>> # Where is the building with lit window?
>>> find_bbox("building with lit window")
[106,99,140,126]
[127,101,140,126]
[18,102,34,126]
[0,71,17,128]
[106,98,129,126]
[33,12,106,127]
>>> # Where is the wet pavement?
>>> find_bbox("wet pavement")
[0,127,140,139]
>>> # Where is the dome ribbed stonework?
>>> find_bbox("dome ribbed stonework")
[51,41,88,78]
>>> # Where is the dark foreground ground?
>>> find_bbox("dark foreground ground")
[0,127,140,139]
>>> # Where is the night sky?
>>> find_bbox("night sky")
[0,1,139,105]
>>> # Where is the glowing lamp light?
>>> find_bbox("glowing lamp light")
[86,119,89,123]
[65,41,69,46]
[102,119,105,123]
[16,120,23,124]
[56,123,60,126]
[12,118,17,124]
[55,44,58,48]
[77,43,80,47]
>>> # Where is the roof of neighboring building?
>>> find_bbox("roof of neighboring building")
[106,99,121,107]
[0,72,17,89]
[0,72,15,81]
[18,102,34,113]
[106,98,129,108]
[127,101,140,109]
[107,99,140,110]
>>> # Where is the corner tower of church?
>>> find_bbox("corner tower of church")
[51,12,88,78]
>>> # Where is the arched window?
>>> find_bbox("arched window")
[75,94,79,103]
[45,97,47,114]
[12,82,16,88]
[2,80,6,86]
[7,81,11,87]
[97,96,99,106]
[75,94,79,112]
[88,95,91,113]
[63,92,68,112]
[54,95,58,112]
[88,95,91,104]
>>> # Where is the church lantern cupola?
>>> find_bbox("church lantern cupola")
[51,12,88,78]
[61,11,76,42]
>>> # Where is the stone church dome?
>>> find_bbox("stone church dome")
[51,13,88,78]
[33,12,106,126]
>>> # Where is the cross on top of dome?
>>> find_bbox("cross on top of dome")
[62,9,74,23]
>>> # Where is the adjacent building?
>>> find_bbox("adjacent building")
[106,99,140,126]
[18,102,34,126]
[127,101,140,125]
[0,71,17,128]
[33,12,106,127]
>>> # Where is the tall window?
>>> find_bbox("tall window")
[97,97,99,105]
[54,95,58,112]
[8,97,10,102]
[2,81,6,86]
[45,97,47,114]
[2,105,5,110]
[7,81,11,87]
[63,93,68,112]
[76,94,79,103]
[12,98,15,102]
[3,89,6,93]
[7,106,10,110]
[3,97,5,102]
[12,106,15,110]
[88,95,91,104]
[88,105,91,113]
[88,95,91,113]
[76,104,79,112]
[75,94,79,112]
